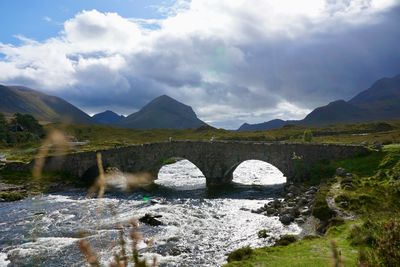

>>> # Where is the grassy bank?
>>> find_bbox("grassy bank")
[226,223,359,267]
[225,145,400,267]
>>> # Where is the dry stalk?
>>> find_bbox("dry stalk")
[330,240,344,267]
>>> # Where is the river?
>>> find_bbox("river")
[0,160,300,266]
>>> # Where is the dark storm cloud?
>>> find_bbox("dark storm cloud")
[228,5,400,110]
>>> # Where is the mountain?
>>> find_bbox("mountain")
[238,73,400,130]
[92,110,125,124]
[118,95,207,129]
[0,85,94,124]
[300,100,371,125]
[238,119,286,131]
[302,74,400,125]
[348,74,400,120]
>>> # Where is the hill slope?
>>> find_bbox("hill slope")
[92,110,125,124]
[349,74,400,120]
[0,85,93,124]
[300,100,371,125]
[118,95,207,129]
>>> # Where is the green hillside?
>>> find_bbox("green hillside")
[0,85,94,124]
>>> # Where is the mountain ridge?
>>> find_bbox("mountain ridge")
[92,110,125,124]
[238,73,400,130]
[117,95,208,129]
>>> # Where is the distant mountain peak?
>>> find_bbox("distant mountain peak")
[118,95,207,129]
[157,94,172,99]
[147,95,186,106]
[92,110,125,124]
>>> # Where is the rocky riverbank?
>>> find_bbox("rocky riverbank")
[251,167,361,240]
[252,183,318,225]
[0,182,28,202]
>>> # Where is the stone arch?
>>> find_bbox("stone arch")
[223,159,287,185]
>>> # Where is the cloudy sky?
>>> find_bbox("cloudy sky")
[1,0,400,129]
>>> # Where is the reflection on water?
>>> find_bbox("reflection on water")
[0,159,299,267]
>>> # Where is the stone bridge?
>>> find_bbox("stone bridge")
[32,141,369,186]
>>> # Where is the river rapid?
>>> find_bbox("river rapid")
[0,160,301,267]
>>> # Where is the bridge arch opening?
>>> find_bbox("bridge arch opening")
[156,158,206,190]
[231,160,286,185]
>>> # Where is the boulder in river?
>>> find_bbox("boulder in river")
[139,213,164,226]
[279,214,294,225]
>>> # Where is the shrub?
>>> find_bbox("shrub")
[0,113,7,144]
[12,113,44,137]
[312,185,336,221]
[334,194,350,204]
[274,235,297,246]
[227,246,253,262]
[303,130,313,142]
[348,220,378,246]
[358,219,400,267]
[373,219,400,266]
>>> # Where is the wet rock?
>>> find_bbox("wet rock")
[279,214,294,225]
[305,189,315,195]
[271,199,282,208]
[297,197,308,206]
[286,184,301,196]
[257,229,269,238]
[280,207,294,215]
[170,247,183,256]
[336,167,346,177]
[266,208,278,216]
[167,236,180,242]
[285,192,294,199]
[300,207,311,215]
[139,213,164,226]
[338,201,349,208]
[309,186,318,192]
[294,217,305,224]
[251,207,265,214]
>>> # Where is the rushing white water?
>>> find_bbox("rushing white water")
[0,160,299,267]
